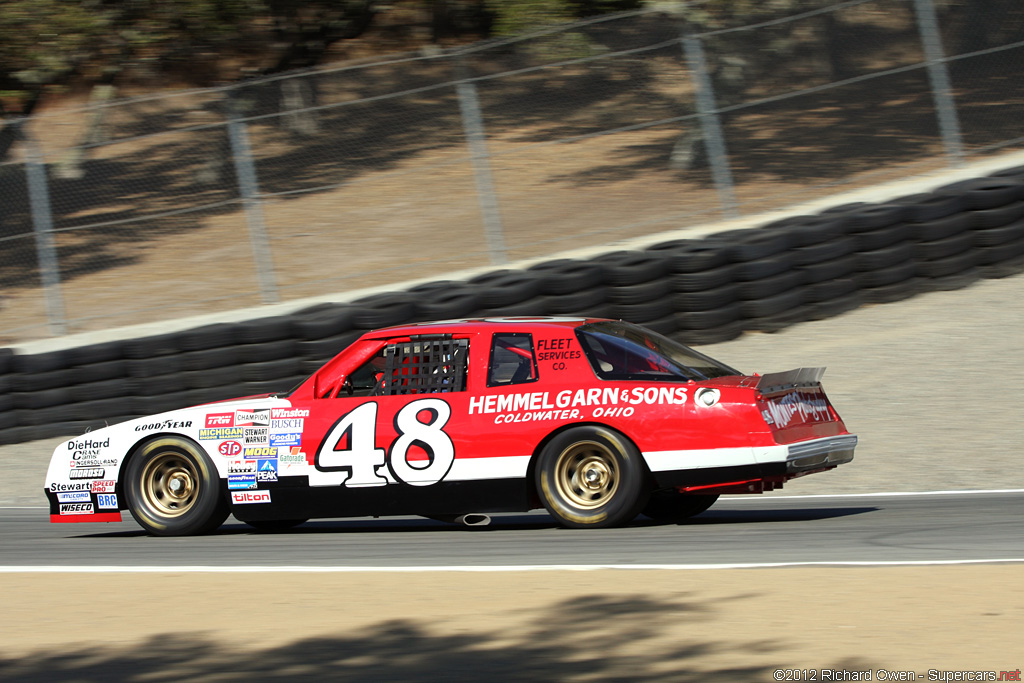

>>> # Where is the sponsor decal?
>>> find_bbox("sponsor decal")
[231,490,271,504]
[279,447,306,465]
[228,474,257,490]
[67,438,110,452]
[468,387,687,424]
[227,460,257,475]
[96,493,118,509]
[91,480,115,493]
[49,482,91,492]
[60,502,94,515]
[219,441,243,457]
[56,491,91,503]
[235,409,270,427]
[243,447,277,458]
[70,454,118,468]
[69,468,104,480]
[271,408,309,419]
[199,427,244,440]
[244,428,268,445]
[765,391,830,429]
[269,432,301,447]
[256,459,278,482]
[270,418,303,431]
[205,413,234,428]
[134,419,193,433]
[535,338,582,363]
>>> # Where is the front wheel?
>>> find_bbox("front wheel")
[125,436,228,536]
[536,426,648,528]
[643,491,719,522]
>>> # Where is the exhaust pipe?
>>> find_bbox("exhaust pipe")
[426,513,492,527]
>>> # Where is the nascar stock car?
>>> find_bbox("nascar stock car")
[45,317,857,535]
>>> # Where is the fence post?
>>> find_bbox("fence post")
[22,127,68,336]
[226,95,280,304]
[913,0,965,167]
[682,34,739,219]
[455,63,508,266]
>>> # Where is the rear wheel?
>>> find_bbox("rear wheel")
[125,436,228,536]
[536,426,647,528]
[643,491,719,522]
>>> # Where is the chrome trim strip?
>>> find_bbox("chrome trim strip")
[786,434,858,472]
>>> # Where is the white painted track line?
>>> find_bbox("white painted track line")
[2,559,1023,573]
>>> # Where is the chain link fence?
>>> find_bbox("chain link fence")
[2,0,1023,345]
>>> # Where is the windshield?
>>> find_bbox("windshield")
[575,321,739,382]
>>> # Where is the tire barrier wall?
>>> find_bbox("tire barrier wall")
[3,167,1024,445]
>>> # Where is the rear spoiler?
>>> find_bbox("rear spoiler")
[756,367,826,394]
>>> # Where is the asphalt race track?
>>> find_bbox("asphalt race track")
[4,491,1021,569]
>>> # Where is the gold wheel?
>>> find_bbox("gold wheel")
[553,440,620,510]
[139,449,199,518]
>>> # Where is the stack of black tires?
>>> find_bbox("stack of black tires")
[2,169,1023,446]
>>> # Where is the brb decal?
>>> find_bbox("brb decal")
[310,399,454,488]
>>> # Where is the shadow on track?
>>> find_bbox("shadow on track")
[71,506,878,539]
[0,593,782,682]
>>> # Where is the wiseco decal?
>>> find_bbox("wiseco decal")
[231,490,271,504]
[59,502,94,515]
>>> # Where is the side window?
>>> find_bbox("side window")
[380,338,469,395]
[344,348,388,397]
[488,333,538,387]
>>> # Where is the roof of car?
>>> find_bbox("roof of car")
[364,316,608,338]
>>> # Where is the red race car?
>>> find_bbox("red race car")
[44,317,856,535]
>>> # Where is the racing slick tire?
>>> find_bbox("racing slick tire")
[125,436,229,536]
[643,491,719,522]
[536,426,648,528]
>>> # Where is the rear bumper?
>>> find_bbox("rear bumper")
[786,434,857,473]
[647,433,857,493]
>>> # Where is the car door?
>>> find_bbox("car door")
[295,335,476,495]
